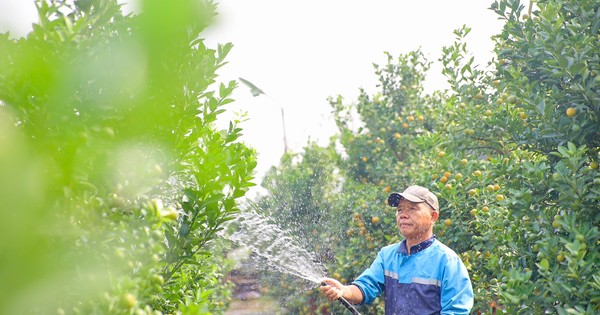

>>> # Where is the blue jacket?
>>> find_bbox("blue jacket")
[352,236,473,315]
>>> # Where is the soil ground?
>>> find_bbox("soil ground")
[225,296,280,315]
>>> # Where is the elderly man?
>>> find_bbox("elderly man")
[320,185,473,314]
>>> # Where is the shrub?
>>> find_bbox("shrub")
[0,1,256,314]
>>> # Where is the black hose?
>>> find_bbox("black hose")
[321,282,362,315]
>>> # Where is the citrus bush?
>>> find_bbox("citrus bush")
[256,0,598,314]
[0,1,256,314]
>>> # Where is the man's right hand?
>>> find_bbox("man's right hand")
[320,278,365,305]
[320,278,349,301]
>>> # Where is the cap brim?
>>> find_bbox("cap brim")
[388,193,401,207]
[388,192,426,207]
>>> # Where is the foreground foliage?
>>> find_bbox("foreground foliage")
[256,0,599,314]
[0,0,255,314]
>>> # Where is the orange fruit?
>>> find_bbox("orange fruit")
[120,293,137,309]
[552,220,560,229]
[151,274,165,286]
[566,107,576,117]
[440,176,448,183]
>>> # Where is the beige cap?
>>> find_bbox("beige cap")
[387,185,439,211]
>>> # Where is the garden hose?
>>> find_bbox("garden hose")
[321,282,362,315]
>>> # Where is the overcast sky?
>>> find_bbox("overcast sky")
[0,1,505,195]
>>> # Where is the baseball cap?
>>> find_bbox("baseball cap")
[387,185,439,211]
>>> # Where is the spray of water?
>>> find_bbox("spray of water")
[224,208,326,285]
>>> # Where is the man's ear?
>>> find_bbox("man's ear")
[431,210,439,222]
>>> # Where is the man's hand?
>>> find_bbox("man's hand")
[320,278,350,301]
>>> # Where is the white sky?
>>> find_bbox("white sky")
[0,1,505,195]
[207,1,504,191]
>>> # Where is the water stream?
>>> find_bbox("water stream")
[225,208,326,285]
[223,208,365,315]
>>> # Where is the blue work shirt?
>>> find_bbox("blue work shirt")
[352,236,473,315]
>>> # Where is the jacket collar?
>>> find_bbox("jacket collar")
[398,235,436,255]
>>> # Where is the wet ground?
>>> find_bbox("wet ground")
[225,296,280,315]
[225,248,283,314]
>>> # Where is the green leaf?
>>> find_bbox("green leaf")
[538,258,550,271]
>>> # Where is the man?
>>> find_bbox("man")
[320,185,473,314]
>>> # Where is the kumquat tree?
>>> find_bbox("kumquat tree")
[0,0,255,314]
[254,0,599,314]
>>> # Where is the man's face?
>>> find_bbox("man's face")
[395,199,438,240]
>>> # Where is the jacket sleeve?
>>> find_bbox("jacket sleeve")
[351,249,386,305]
[440,255,474,314]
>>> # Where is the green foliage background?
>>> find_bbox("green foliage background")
[0,0,255,314]
[254,0,599,314]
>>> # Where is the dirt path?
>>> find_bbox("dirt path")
[225,296,280,315]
